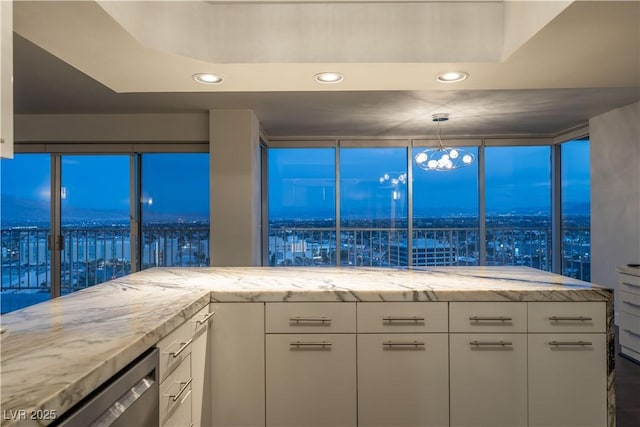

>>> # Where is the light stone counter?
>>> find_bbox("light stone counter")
[0,266,613,426]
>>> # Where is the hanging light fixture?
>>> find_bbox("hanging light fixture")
[414,113,475,172]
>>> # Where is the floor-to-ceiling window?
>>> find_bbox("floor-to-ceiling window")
[1,151,209,313]
[561,137,591,280]
[141,153,210,268]
[485,146,552,270]
[1,154,51,313]
[412,146,479,266]
[60,155,130,294]
[268,148,336,266]
[340,147,408,266]
[267,140,588,275]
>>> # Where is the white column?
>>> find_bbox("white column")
[209,110,262,266]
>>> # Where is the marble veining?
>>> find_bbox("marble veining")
[0,266,612,426]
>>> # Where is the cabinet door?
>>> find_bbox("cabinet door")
[210,303,265,427]
[528,334,607,427]
[266,334,356,427]
[191,305,214,427]
[450,333,527,427]
[358,333,449,427]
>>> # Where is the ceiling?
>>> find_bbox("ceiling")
[12,1,640,138]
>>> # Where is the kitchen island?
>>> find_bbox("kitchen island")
[0,266,614,427]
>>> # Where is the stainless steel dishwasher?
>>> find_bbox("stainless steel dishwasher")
[54,348,159,427]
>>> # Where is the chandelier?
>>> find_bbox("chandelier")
[414,113,475,171]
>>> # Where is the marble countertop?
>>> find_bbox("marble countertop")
[0,266,612,426]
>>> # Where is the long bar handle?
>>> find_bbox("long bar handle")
[623,329,640,338]
[622,281,640,289]
[289,316,331,323]
[623,301,640,309]
[383,340,425,348]
[549,341,592,346]
[549,316,592,321]
[383,316,425,322]
[470,340,513,347]
[171,339,193,358]
[290,341,332,348]
[469,316,512,321]
[170,378,193,402]
[196,311,216,325]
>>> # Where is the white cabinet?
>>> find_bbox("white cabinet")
[528,302,607,427]
[528,333,607,427]
[450,333,528,427]
[210,303,265,427]
[357,302,449,427]
[266,333,357,427]
[265,303,357,427]
[449,301,528,427]
[191,305,214,427]
[619,270,640,362]
[157,318,193,427]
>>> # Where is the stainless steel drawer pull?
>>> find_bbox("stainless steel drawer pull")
[623,301,640,309]
[290,341,332,348]
[383,316,425,322]
[470,340,512,347]
[623,328,640,338]
[622,281,640,289]
[469,316,512,322]
[549,316,592,321]
[289,316,331,323]
[383,340,425,348]
[171,339,193,358]
[169,378,193,402]
[196,311,216,325]
[549,341,592,346]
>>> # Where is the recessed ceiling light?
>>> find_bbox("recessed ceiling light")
[193,73,223,84]
[436,71,469,83]
[314,72,344,84]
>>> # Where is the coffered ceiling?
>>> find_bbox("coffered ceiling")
[12,1,640,138]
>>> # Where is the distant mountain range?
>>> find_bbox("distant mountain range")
[0,195,208,226]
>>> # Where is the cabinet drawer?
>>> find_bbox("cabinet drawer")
[162,387,192,427]
[620,311,640,352]
[450,302,526,333]
[619,273,640,295]
[160,353,192,425]
[266,302,356,333]
[620,290,640,316]
[528,302,605,333]
[357,302,448,333]
[191,304,215,337]
[157,319,193,381]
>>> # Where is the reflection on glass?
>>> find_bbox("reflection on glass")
[1,154,52,313]
[412,147,479,266]
[268,148,336,266]
[485,146,551,271]
[561,138,590,281]
[340,147,408,267]
[141,153,210,269]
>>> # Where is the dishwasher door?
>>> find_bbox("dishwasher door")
[56,348,159,427]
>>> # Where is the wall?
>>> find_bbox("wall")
[590,101,640,320]
[209,110,262,266]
